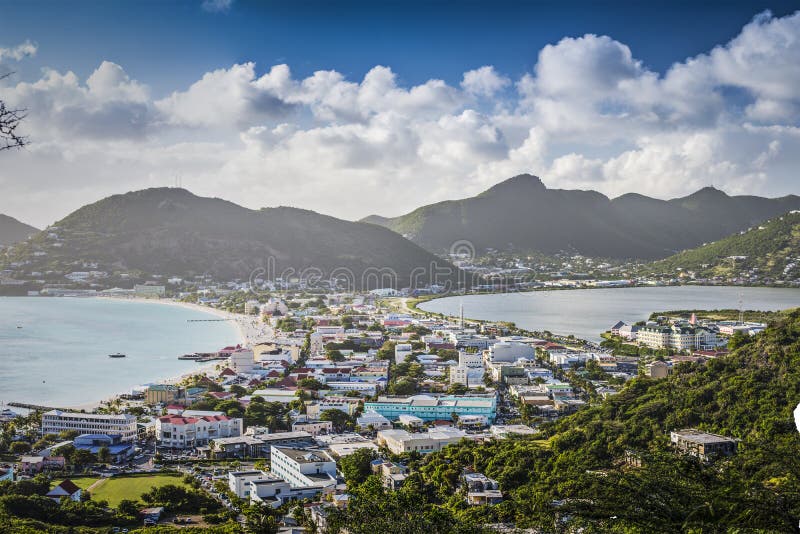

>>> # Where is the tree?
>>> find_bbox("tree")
[447,383,469,395]
[319,409,350,432]
[244,506,280,534]
[117,499,140,516]
[9,441,31,454]
[339,448,376,487]
[0,75,27,151]
[97,446,112,464]
[326,349,345,362]
[230,384,248,397]
[297,377,324,390]
[70,448,96,468]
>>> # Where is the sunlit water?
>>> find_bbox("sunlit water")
[419,286,800,342]
[0,297,240,407]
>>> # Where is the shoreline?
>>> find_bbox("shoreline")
[74,296,276,411]
[6,296,274,412]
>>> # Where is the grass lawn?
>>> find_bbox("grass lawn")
[50,476,100,490]
[88,472,190,508]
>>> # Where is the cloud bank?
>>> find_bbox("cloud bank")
[1,10,799,227]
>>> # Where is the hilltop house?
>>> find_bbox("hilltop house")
[46,480,82,502]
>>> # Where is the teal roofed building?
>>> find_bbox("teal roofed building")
[364,394,497,423]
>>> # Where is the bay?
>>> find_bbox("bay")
[418,286,800,342]
[0,297,240,408]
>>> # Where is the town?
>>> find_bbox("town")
[0,288,759,532]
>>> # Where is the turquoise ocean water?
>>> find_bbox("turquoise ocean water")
[0,297,240,407]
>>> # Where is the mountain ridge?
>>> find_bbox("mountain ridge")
[362,174,800,259]
[2,188,460,289]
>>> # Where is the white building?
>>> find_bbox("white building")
[395,343,413,364]
[269,446,337,489]
[487,341,535,363]
[156,414,243,449]
[291,421,333,436]
[638,324,717,351]
[42,411,137,442]
[376,428,469,454]
[356,410,392,431]
[325,382,378,395]
[229,348,256,373]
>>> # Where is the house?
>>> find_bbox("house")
[462,472,502,505]
[645,360,670,379]
[371,460,408,490]
[670,429,738,461]
[47,479,82,502]
[291,421,334,436]
[610,321,626,336]
[356,410,392,431]
[19,455,66,474]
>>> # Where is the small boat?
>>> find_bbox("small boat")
[108,353,126,358]
[16,326,22,329]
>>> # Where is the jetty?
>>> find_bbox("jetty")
[8,402,60,412]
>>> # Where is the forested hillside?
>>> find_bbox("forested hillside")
[651,211,800,281]
[331,308,800,533]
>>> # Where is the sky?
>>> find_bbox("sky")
[1,0,799,228]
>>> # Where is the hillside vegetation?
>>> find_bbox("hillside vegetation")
[331,308,800,532]
[0,214,38,247]
[652,211,800,281]
[1,188,459,289]
[363,174,800,260]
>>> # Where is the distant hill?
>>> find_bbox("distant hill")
[650,210,800,280]
[2,188,459,289]
[0,214,38,247]
[362,174,800,259]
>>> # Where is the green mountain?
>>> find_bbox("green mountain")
[651,210,800,281]
[0,214,38,247]
[2,188,459,289]
[362,174,800,259]
[329,308,800,532]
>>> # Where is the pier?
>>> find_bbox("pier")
[8,402,60,412]
[186,318,234,322]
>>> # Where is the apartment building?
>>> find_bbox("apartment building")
[364,394,497,423]
[269,446,337,489]
[376,428,468,454]
[156,414,243,449]
[42,410,137,442]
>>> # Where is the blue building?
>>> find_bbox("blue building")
[74,434,134,463]
[364,394,497,423]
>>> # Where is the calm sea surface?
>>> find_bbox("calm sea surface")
[0,297,240,407]
[419,286,800,342]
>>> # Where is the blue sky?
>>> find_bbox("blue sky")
[3,0,797,95]
[0,1,799,227]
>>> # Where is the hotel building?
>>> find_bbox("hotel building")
[42,410,138,442]
[364,394,497,423]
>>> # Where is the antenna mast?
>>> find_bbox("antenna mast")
[738,293,744,325]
